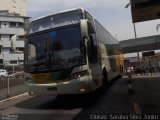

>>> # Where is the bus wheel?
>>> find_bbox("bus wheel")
[101,69,108,92]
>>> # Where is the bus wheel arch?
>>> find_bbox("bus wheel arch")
[102,67,108,90]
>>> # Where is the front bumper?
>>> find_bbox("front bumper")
[27,76,93,95]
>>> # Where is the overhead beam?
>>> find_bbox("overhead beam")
[120,35,160,54]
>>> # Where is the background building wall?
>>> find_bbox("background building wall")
[0,0,28,70]
[0,0,26,16]
[0,10,28,67]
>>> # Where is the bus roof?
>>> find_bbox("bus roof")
[32,8,84,22]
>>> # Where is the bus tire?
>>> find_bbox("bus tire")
[101,68,108,92]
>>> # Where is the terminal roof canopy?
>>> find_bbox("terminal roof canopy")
[131,0,160,23]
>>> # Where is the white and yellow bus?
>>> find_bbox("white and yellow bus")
[24,8,124,95]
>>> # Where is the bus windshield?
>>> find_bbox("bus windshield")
[26,26,85,72]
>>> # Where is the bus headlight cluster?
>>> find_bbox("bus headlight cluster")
[70,70,89,80]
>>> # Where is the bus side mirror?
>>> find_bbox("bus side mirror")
[80,19,95,39]
[28,44,36,61]
[11,35,17,51]
[80,19,89,39]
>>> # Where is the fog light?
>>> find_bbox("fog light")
[80,88,86,93]
[28,91,34,95]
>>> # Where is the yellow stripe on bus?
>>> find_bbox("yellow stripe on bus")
[32,73,67,84]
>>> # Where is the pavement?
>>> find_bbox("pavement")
[123,72,160,78]
[123,72,160,115]
[0,75,160,120]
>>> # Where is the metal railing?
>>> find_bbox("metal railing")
[0,65,27,101]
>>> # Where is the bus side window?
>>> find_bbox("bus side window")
[91,34,98,63]
[87,37,93,64]
[87,34,98,64]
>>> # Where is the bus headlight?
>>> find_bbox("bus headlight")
[70,70,89,80]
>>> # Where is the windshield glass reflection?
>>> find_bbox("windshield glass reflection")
[27,26,85,72]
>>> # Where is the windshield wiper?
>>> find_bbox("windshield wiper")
[59,59,69,69]
[26,59,46,71]
[30,59,46,66]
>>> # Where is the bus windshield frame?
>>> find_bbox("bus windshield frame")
[26,24,86,73]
